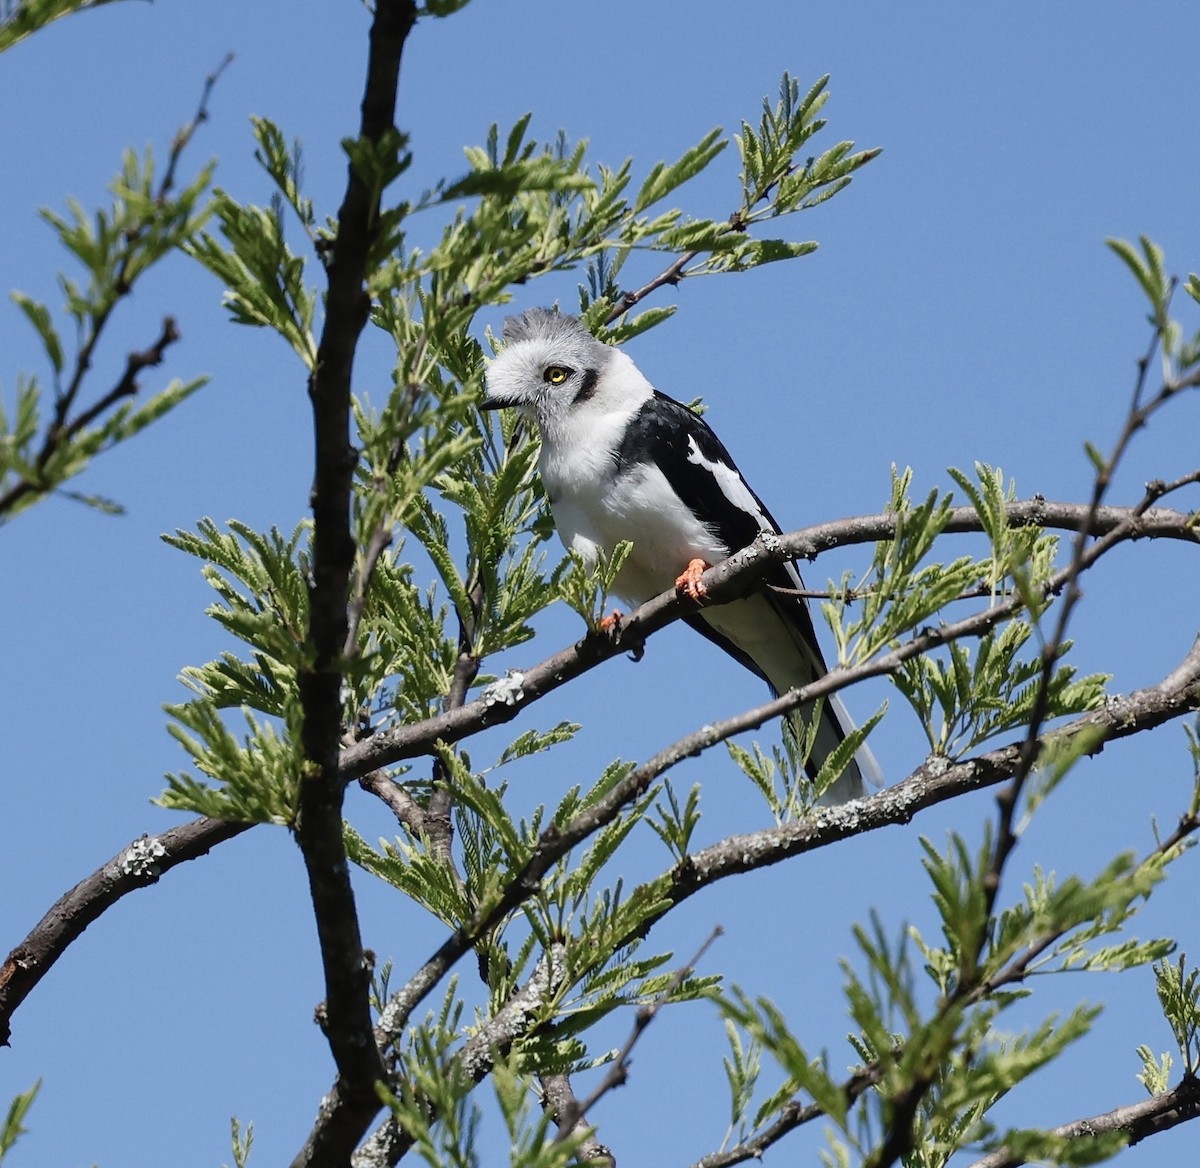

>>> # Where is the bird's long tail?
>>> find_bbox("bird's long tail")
[788,692,882,805]
[691,591,882,805]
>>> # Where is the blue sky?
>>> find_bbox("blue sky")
[2,3,1199,1165]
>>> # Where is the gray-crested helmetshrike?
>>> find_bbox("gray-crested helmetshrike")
[481,307,880,804]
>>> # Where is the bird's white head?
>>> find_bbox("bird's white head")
[482,308,651,436]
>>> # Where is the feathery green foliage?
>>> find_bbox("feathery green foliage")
[0,0,124,53]
[146,62,1200,1161]
[1,147,212,522]
[7,3,1200,1158]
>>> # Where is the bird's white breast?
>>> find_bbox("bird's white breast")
[545,450,728,605]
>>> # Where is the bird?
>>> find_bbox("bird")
[480,306,880,804]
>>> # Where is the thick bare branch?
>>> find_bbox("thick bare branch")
[291,4,417,1166]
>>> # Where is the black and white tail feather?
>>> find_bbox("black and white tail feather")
[482,307,881,805]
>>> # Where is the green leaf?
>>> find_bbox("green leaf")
[632,128,727,213]
[1083,441,1109,475]
[10,292,64,374]
[1135,1044,1172,1095]
[1152,953,1200,1075]
[0,0,125,54]
[1,1081,40,1161]
[1106,235,1169,320]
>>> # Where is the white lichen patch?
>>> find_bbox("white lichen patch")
[119,836,167,879]
[482,670,526,707]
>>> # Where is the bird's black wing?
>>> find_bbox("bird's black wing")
[614,390,826,658]
[615,392,871,795]
[614,391,767,555]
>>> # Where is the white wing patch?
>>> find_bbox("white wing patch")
[685,434,774,533]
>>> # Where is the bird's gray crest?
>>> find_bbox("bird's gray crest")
[501,307,596,348]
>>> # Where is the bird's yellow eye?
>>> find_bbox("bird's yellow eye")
[543,365,571,385]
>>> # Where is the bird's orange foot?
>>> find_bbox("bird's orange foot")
[598,609,625,634]
[675,558,711,602]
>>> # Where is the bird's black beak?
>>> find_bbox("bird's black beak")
[478,395,513,411]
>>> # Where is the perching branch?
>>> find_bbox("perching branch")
[340,487,1200,777]
[339,496,1198,780]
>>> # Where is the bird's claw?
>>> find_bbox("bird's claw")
[595,609,645,662]
[675,558,711,603]
[598,609,625,634]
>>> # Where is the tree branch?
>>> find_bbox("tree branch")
[3,497,1192,1056]
[291,4,416,1165]
[0,816,250,1046]
[966,1074,1200,1168]
[616,633,1200,954]
[553,928,723,1147]
[0,53,228,520]
[339,496,1197,780]
[294,622,1200,1167]
[868,315,1188,1168]
[689,1060,888,1168]
[348,949,568,1168]
[686,808,1200,1167]
[539,1074,616,1165]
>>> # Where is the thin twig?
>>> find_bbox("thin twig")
[604,250,698,324]
[689,1060,889,1168]
[160,52,234,198]
[555,927,724,1140]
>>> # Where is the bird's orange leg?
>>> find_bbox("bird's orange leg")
[675,558,711,602]
[598,609,625,633]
